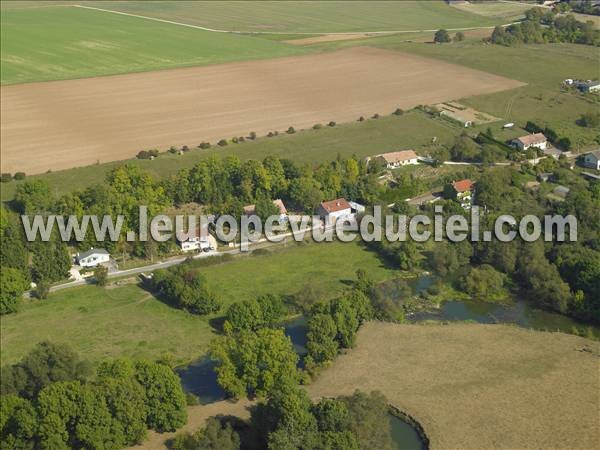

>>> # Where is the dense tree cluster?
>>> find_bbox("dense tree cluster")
[151,263,220,315]
[490,10,600,46]
[0,343,187,448]
[224,294,284,333]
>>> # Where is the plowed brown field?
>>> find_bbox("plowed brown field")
[1,47,524,174]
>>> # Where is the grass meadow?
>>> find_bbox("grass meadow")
[0,5,307,85]
[308,322,600,449]
[0,240,396,366]
[84,0,508,33]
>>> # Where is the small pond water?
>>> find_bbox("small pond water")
[389,414,426,450]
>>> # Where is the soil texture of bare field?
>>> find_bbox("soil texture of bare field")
[308,323,600,450]
[1,46,524,174]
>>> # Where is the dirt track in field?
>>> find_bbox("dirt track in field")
[0,46,525,174]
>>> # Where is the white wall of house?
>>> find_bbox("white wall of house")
[179,236,210,252]
[515,140,547,151]
[387,158,418,169]
[319,206,352,225]
[78,253,110,268]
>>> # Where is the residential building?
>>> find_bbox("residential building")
[176,226,210,252]
[451,179,474,210]
[375,150,418,169]
[76,248,110,268]
[576,80,600,94]
[318,198,352,224]
[512,133,547,151]
[243,199,288,221]
[583,149,600,170]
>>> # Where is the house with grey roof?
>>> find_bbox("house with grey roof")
[76,248,110,268]
[583,149,600,170]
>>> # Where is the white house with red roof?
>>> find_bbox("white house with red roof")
[451,179,474,210]
[512,133,547,151]
[318,198,353,224]
[375,150,418,169]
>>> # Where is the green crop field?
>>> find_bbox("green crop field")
[0,240,396,366]
[83,0,513,33]
[0,5,307,85]
[0,110,459,202]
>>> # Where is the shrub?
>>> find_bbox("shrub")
[267,131,275,137]
[181,145,189,152]
[248,131,257,140]
[1,173,12,183]
[358,116,365,122]
[94,266,109,287]
[217,139,228,147]
[579,111,600,128]
[287,126,296,134]
[313,123,323,129]
[168,146,179,154]
[35,280,50,299]
[238,136,245,142]
[232,137,239,144]
[328,121,336,127]
[434,29,451,43]
[198,142,211,149]
[372,113,380,119]
[454,31,465,42]
[13,172,26,181]
[557,137,572,150]
[393,108,404,116]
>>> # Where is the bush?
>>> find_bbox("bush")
[13,172,26,181]
[358,116,365,122]
[248,131,257,140]
[217,139,228,147]
[579,112,600,128]
[198,142,211,149]
[393,108,404,116]
[94,265,109,287]
[181,145,189,152]
[35,280,50,299]
[1,173,12,183]
[287,126,296,134]
[168,146,179,154]
[232,137,239,144]
[238,136,245,142]
[185,392,200,406]
[328,121,336,127]
[372,113,380,119]
[434,29,451,43]
[454,31,465,42]
[313,123,323,129]
[557,137,572,150]
[137,149,159,159]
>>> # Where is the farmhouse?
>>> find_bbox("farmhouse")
[582,149,600,170]
[375,150,418,169]
[76,248,110,268]
[244,199,288,221]
[512,133,547,151]
[318,198,352,224]
[450,179,474,210]
[176,226,210,252]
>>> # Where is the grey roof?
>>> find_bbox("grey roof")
[586,149,600,159]
[553,186,570,195]
[78,248,109,259]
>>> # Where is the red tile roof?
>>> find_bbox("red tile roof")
[321,198,351,213]
[515,133,546,147]
[452,179,474,193]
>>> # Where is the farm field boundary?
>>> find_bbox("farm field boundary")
[0,46,524,174]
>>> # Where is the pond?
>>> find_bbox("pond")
[389,414,427,450]
[176,356,226,404]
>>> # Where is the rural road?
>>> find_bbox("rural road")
[41,224,324,294]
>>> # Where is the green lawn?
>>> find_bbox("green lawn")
[0,5,307,84]
[0,240,396,366]
[0,110,459,202]
[84,0,508,33]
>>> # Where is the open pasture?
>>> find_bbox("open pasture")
[1,46,523,174]
[0,5,307,85]
[83,0,507,33]
[308,322,600,450]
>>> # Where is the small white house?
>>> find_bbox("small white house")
[76,248,110,268]
[176,226,210,252]
[583,150,600,170]
[318,198,352,225]
[375,150,418,169]
[512,133,547,151]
